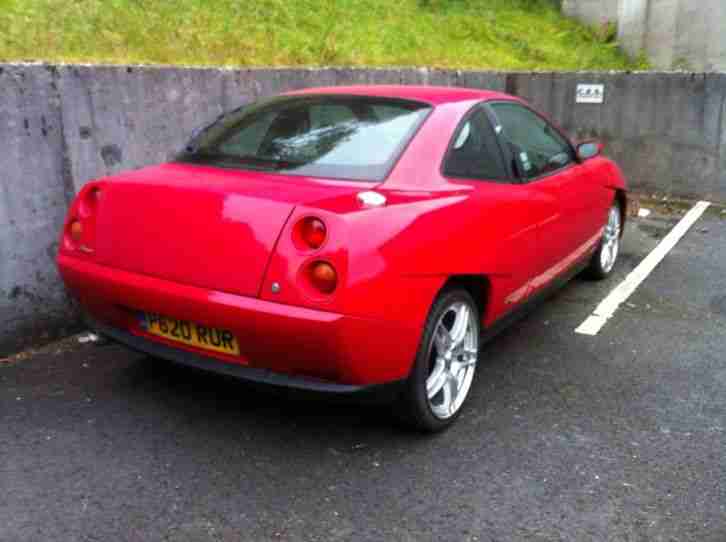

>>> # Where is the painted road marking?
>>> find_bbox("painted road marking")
[576,200,712,336]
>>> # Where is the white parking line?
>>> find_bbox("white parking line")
[575,200,712,336]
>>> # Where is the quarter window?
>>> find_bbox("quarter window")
[490,102,573,181]
[443,108,509,182]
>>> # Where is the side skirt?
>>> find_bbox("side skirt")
[480,254,591,345]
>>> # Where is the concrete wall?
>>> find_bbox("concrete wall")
[0,65,76,356]
[616,0,649,60]
[564,0,726,71]
[671,0,725,72]
[506,72,726,200]
[1,64,726,355]
[562,0,619,25]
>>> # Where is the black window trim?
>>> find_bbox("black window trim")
[439,101,519,185]
[486,99,579,184]
[176,94,435,184]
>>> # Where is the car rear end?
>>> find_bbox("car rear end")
[57,93,433,389]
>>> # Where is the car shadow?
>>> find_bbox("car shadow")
[118,354,421,441]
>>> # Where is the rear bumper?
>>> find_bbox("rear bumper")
[57,254,421,386]
[96,321,403,395]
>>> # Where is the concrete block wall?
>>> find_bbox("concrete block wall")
[1,64,726,355]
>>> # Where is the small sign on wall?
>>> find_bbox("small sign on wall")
[576,84,605,104]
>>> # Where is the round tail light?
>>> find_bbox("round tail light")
[294,217,327,251]
[308,261,337,294]
[65,184,101,253]
[69,220,83,242]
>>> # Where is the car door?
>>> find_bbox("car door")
[441,104,546,320]
[488,101,599,295]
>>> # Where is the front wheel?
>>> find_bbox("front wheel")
[585,201,621,280]
[398,289,480,432]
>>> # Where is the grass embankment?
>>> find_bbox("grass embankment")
[0,0,644,70]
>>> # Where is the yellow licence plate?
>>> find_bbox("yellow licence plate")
[141,312,240,356]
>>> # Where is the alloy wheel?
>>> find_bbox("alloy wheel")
[600,205,621,273]
[425,301,479,420]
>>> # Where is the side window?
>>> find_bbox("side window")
[490,102,573,181]
[443,108,509,182]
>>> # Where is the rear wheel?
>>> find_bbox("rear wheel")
[398,289,480,432]
[586,201,621,280]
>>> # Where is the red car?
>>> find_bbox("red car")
[57,85,627,431]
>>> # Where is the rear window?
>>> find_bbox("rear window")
[176,95,432,182]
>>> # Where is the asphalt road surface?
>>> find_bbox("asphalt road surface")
[2,205,725,542]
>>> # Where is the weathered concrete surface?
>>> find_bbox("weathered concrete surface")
[507,71,726,200]
[0,63,725,356]
[616,0,726,71]
[562,0,619,25]
[0,65,77,355]
[566,0,726,71]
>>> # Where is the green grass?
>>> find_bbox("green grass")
[0,0,645,70]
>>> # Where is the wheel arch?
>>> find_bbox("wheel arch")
[439,274,491,323]
[615,189,627,237]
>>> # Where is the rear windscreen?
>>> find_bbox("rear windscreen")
[176,95,431,182]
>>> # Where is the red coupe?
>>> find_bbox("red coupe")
[57,85,627,431]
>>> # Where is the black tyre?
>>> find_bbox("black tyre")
[398,288,480,432]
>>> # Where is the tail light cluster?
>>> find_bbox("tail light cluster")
[64,185,101,254]
[292,216,337,295]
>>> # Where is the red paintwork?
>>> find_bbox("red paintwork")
[57,86,627,386]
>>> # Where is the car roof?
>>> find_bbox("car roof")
[283,85,515,106]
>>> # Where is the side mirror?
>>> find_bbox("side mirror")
[577,141,603,161]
